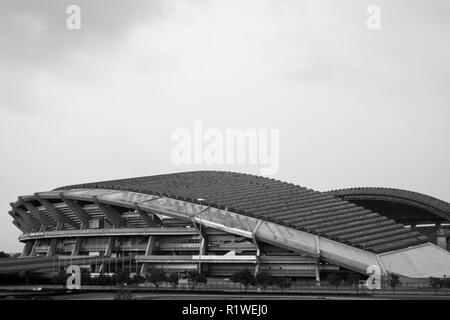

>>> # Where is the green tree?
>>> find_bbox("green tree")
[346,272,362,293]
[116,271,132,286]
[387,273,401,292]
[0,252,10,259]
[430,277,443,293]
[145,269,166,289]
[95,273,108,285]
[132,274,146,285]
[443,275,450,292]
[327,273,342,293]
[80,269,91,285]
[188,271,207,290]
[256,272,275,292]
[51,270,68,288]
[166,272,179,289]
[276,277,292,292]
[95,272,116,286]
[231,269,256,292]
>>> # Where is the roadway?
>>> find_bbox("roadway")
[51,292,450,300]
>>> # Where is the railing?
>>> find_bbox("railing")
[132,280,450,296]
[0,255,133,273]
[1,281,449,297]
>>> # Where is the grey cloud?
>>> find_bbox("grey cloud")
[0,0,169,112]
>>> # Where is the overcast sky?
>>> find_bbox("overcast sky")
[1,0,449,252]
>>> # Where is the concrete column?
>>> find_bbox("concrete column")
[30,240,40,257]
[99,237,116,273]
[46,239,57,257]
[315,236,321,287]
[252,221,263,276]
[315,259,321,287]
[71,223,86,257]
[71,238,81,256]
[192,221,207,274]
[21,241,34,257]
[198,236,208,274]
[46,223,63,257]
[252,239,261,276]
[104,237,115,256]
[140,236,155,275]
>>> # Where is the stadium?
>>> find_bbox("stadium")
[3,171,450,286]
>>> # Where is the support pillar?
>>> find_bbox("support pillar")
[71,238,81,256]
[140,236,155,275]
[252,238,261,276]
[47,223,62,257]
[21,241,34,257]
[71,224,86,257]
[191,220,207,274]
[252,221,263,276]
[315,235,321,287]
[99,237,116,273]
[30,240,40,257]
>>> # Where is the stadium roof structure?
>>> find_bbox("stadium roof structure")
[8,171,450,278]
[329,187,450,225]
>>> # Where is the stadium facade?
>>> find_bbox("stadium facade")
[3,171,450,282]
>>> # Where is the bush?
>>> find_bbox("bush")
[166,272,179,288]
[346,272,361,286]
[132,274,146,285]
[430,276,450,292]
[255,272,275,291]
[115,271,132,286]
[231,269,256,291]
[327,273,342,293]
[276,277,292,291]
[387,273,401,292]
[80,269,91,285]
[91,273,116,286]
[346,271,362,292]
[145,269,166,289]
[430,277,443,291]
[187,271,207,290]
[51,270,69,287]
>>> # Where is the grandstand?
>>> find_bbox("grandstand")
[4,171,450,282]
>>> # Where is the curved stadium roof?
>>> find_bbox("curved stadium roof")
[329,187,450,223]
[56,171,429,254]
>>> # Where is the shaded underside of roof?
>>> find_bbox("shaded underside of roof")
[329,187,450,223]
[56,171,428,253]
